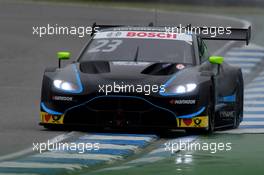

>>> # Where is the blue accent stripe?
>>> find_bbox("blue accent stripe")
[244,111,264,114]
[244,97,264,100]
[41,102,63,115]
[54,64,83,94]
[76,139,148,147]
[72,64,83,93]
[244,104,264,107]
[177,106,206,119]
[219,94,236,102]
[243,118,264,121]
[65,95,206,119]
[60,148,132,155]
[41,95,206,119]
[239,125,264,129]
[80,133,157,138]
[64,95,178,118]
[159,72,186,97]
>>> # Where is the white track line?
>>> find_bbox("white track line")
[244,107,264,111]
[33,152,122,161]
[244,101,264,105]
[0,132,75,162]
[244,114,264,118]
[95,165,133,172]
[240,122,264,125]
[247,82,264,87]
[242,69,251,74]
[245,94,264,98]
[0,162,82,170]
[148,147,166,155]
[245,88,264,92]
[218,128,264,134]
[98,144,138,150]
[128,156,164,164]
[80,135,153,141]
[253,77,264,81]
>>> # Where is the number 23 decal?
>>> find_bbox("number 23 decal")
[88,39,122,53]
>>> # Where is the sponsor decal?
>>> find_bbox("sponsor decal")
[94,31,193,41]
[52,96,73,101]
[126,31,176,39]
[170,99,196,105]
[176,64,185,70]
[177,116,208,128]
[219,111,236,118]
[41,112,64,124]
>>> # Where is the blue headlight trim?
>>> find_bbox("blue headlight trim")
[159,72,181,96]
[176,106,206,119]
[41,102,63,115]
[69,64,83,93]
[54,64,83,94]
[219,94,236,102]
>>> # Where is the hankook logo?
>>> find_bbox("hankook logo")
[53,96,73,101]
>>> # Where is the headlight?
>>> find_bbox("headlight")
[174,83,197,94]
[53,79,78,92]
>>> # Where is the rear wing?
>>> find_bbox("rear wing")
[199,26,251,45]
[90,22,154,36]
[91,23,251,45]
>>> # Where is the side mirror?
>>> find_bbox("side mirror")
[57,51,71,68]
[209,56,224,65]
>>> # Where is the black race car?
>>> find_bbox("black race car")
[40,24,251,133]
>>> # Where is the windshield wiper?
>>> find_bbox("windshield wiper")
[133,46,139,62]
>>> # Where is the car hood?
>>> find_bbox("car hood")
[53,61,196,95]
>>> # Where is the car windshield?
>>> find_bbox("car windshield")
[80,31,194,64]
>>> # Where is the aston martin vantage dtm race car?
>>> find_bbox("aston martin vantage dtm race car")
[40,24,251,133]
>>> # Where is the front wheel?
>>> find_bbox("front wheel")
[207,106,215,133]
[233,72,244,129]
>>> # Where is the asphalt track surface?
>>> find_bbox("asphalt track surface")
[0,0,245,157]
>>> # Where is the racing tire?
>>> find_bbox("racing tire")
[185,85,215,135]
[206,86,216,134]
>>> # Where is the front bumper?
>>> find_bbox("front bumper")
[40,95,209,129]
